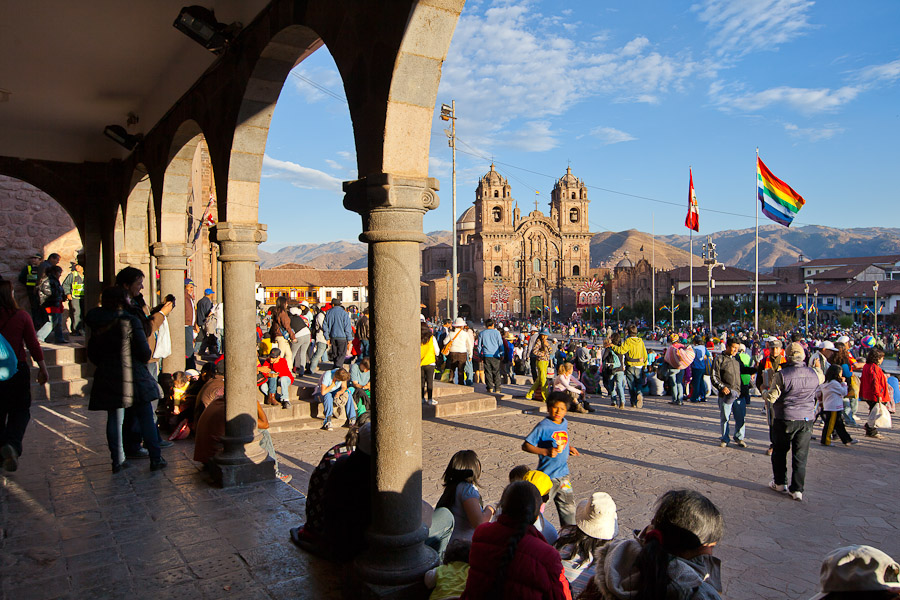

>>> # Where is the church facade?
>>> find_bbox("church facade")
[422,165,594,321]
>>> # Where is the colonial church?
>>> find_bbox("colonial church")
[422,165,594,321]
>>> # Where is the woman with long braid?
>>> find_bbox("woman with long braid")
[461,480,572,599]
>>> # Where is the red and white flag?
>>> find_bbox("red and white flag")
[685,168,699,232]
[204,195,217,227]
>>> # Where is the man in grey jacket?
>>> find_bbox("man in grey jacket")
[762,342,823,502]
[710,338,756,448]
[322,299,353,369]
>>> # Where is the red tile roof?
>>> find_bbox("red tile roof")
[258,268,368,288]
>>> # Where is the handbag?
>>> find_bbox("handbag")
[847,375,860,399]
[440,330,462,356]
[867,402,892,429]
[0,314,18,382]
[152,317,172,360]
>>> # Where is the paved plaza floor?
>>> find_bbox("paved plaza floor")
[2,380,898,600]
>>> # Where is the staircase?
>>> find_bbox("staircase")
[423,381,497,418]
[31,343,92,401]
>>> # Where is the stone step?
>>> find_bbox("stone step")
[34,343,87,366]
[432,381,484,398]
[423,391,497,418]
[31,378,91,401]
[33,361,94,380]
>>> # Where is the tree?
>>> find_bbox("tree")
[838,315,854,329]
[711,299,736,326]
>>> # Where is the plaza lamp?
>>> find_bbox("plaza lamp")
[804,283,809,333]
[444,270,451,319]
[601,288,606,331]
[670,285,675,330]
[814,288,818,331]
[440,101,457,319]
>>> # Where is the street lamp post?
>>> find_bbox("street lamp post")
[814,288,818,332]
[804,283,809,333]
[670,284,675,331]
[440,101,457,318]
[444,270,451,319]
[874,281,879,338]
[615,293,620,329]
[601,288,606,332]
[702,236,722,332]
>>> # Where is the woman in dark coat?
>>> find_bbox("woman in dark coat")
[86,286,165,472]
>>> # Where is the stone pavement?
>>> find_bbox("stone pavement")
[3,381,899,600]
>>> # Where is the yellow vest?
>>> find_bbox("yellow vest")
[26,265,37,286]
[72,277,84,298]
[421,338,436,366]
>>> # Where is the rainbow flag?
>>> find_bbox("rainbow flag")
[553,305,559,314]
[757,157,806,227]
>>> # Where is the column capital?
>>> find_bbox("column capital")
[214,222,267,262]
[343,173,439,244]
[118,252,150,266]
[151,242,190,270]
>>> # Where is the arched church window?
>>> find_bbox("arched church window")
[569,208,579,223]
[494,265,502,276]
[553,260,559,270]
[573,265,580,276]
[533,258,540,273]
[493,190,499,198]
[492,206,502,222]
[571,192,576,200]
[515,260,521,270]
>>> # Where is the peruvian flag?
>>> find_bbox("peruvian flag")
[685,168,699,232]
[204,195,217,227]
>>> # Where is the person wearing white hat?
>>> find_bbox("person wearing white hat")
[553,491,618,596]
[442,317,473,385]
[808,545,900,600]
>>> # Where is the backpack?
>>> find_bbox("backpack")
[604,348,622,370]
[0,313,18,381]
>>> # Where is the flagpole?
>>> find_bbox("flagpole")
[755,147,760,333]
[689,165,694,329]
[652,213,655,333]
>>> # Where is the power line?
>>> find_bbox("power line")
[290,72,347,104]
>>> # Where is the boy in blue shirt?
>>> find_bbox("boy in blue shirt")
[522,391,580,526]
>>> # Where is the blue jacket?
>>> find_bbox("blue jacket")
[323,305,353,340]
[477,327,505,359]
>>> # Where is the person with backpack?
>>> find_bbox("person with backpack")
[602,333,626,409]
[607,325,648,408]
[0,280,50,472]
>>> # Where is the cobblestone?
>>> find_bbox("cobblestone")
[3,384,898,600]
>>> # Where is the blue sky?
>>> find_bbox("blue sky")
[258,0,900,251]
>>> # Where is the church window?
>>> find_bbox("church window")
[494,266,502,276]
[553,260,558,270]
[533,258,540,272]
[492,207,502,222]
[493,190,499,198]
[569,208,579,223]
[494,245,501,253]
[573,265,580,276]
[571,192,576,200]
[515,260,521,270]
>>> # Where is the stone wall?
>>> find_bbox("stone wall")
[0,175,83,306]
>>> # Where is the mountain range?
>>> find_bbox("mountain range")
[258,225,900,273]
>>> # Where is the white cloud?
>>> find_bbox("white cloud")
[857,58,900,85]
[437,1,705,152]
[261,154,343,191]
[784,122,844,142]
[590,126,637,145]
[710,80,860,114]
[691,0,815,57]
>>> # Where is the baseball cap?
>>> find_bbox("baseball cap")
[809,545,900,599]
[184,278,194,286]
[204,288,213,295]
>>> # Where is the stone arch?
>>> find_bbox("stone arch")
[226,25,323,224]
[159,121,206,244]
[113,205,126,273]
[121,164,155,282]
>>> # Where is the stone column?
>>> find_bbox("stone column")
[118,252,152,301]
[209,222,274,487]
[81,218,103,310]
[346,174,440,589]
[151,242,188,374]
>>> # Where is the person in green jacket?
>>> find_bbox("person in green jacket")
[607,325,648,408]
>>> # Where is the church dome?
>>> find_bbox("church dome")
[481,163,504,187]
[615,251,634,269]
[558,166,578,186]
[457,206,476,231]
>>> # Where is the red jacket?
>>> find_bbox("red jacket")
[860,362,887,403]
[257,358,294,386]
[462,515,572,600]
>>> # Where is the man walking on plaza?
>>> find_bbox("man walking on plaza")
[62,262,85,336]
[356,308,369,359]
[18,254,42,323]
[195,288,216,356]
[690,335,709,402]
[322,298,353,369]
[757,336,786,456]
[478,318,504,394]
[710,338,756,448]
[184,279,198,370]
[763,342,822,502]
[608,325,648,408]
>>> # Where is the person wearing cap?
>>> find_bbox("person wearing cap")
[807,545,900,600]
[710,338,757,448]
[507,466,559,544]
[756,336,786,456]
[442,317,473,386]
[553,491,618,597]
[607,325,648,408]
[257,348,294,409]
[524,327,553,401]
[18,254,43,323]
[195,288,217,357]
[322,297,353,369]
[763,341,823,501]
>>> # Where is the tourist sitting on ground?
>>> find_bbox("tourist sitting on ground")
[507,466,558,544]
[553,491,618,597]
[315,366,355,431]
[806,545,900,600]
[582,364,603,396]
[553,362,592,414]
[461,480,572,599]
[425,539,472,600]
[171,371,191,415]
[192,361,225,429]
[436,450,495,544]
[578,489,724,600]
[290,417,372,561]
[257,347,294,409]
[349,358,371,416]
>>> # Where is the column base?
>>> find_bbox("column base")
[209,452,276,488]
[347,578,432,600]
[354,526,438,587]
